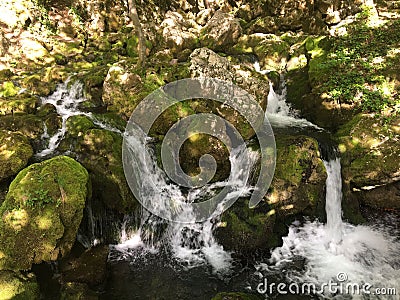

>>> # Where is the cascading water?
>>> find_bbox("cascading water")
[256,62,322,130]
[324,158,344,245]
[36,79,121,158]
[256,157,400,298]
[109,124,259,273]
[36,80,88,157]
[254,63,400,299]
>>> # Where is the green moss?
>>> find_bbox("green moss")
[70,129,137,213]
[216,198,278,253]
[336,114,400,187]
[126,36,139,58]
[0,82,19,98]
[0,114,45,140]
[0,96,37,115]
[66,115,95,136]
[275,135,321,186]
[0,271,39,300]
[0,156,89,271]
[0,130,33,181]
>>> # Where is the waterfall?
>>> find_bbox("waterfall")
[256,62,322,130]
[109,125,259,273]
[36,80,88,157]
[254,64,400,298]
[324,158,343,245]
[36,79,121,158]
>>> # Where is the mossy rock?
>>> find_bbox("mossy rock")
[229,34,290,71]
[0,130,33,181]
[0,156,90,271]
[0,271,40,300]
[66,115,95,137]
[337,114,400,188]
[0,114,45,140]
[68,129,137,213]
[102,60,190,118]
[212,292,262,300]
[91,112,127,132]
[214,135,326,254]
[337,114,400,212]
[20,75,56,97]
[0,82,19,98]
[73,67,109,109]
[0,95,37,116]
[215,198,278,254]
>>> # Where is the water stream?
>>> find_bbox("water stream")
[36,76,400,299]
[36,79,121,158]
[254,67,400,299]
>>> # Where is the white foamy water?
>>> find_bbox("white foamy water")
[255,62,322,130]
[253,63,400,298]
[36,79,121,157]
[110,125,259,273]
[36,80,88,157]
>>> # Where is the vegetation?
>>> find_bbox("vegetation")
[310,6,400,116]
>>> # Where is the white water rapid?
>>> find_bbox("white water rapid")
[254,63,400,299]
[36,79,121,157]
[110,125,259,273]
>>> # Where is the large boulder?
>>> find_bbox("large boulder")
[102,60,190,118]
[161,11,199,54]
[200,11,242,51]
[0,156,90,271]
[230,33,290,71]
[0,271,39,300]
[189,47,269,121]
[59,118,137,214]
[337,114,400,211]
[0,130,33,181]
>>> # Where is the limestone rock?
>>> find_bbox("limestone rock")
[200,11,242,51]
[161,11,199,54]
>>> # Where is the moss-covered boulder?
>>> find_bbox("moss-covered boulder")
[61,126,137,214]
[102,60,190,118]
[337,114,400,211]
[215,198,278,254]
[0,271,40,300]
[269,135,327,218]
[0,130,33,181]
[0,156,90,271]
[230,34,290,71]
[216,135,327,253]
[0,94,37,116]
[179,133,231,183]
[212,292,262,300]
[0,114,45,141]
